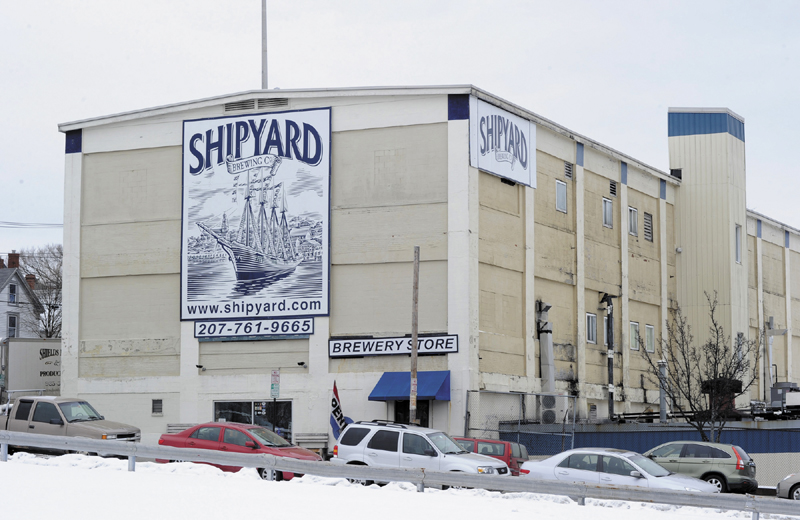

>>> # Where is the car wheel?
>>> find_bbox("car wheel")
[258,468,282,481]
[345,463,373,486]
[790,484,800,500]
[703,474,728,493]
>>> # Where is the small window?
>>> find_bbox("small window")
[601,455,636,476]
[628,207,638,236]
[511,443,521,458]
[367,430,399,452]
[630,322,640,350]
[32,402,62,424]
[14,400,33,421]
[456,439,475,452]
[568,453,599,471]
[478,441,505,456]
[556,180,567,213]
[8,315,18,338]
[586,313,597,344]
[340,427,371,446]
[152,399,163,415]
[735,225,742,264]
[8,284,17,304]
[646,324,655,353]
[609,180,617,197]
[644,213,653,242]
[603,198,613,228]
[564,161,573,180]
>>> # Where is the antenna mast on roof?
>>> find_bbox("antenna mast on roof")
[261,0,268,89]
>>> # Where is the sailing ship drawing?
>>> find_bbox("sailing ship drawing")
[196,154,301,281]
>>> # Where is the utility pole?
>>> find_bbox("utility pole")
[600,293,617,420]
[261,0,268,89]
[409,246,420,425]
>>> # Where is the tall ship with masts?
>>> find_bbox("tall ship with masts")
[197,154,300,281]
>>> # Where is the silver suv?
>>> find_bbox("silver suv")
[331,421,510,482]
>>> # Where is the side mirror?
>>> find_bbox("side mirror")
[99,416,105,420]
[647,454,655,459]
[50,418,64,425]
[424,449,437,457]
[630,470,643,478]
[245,441,258,449]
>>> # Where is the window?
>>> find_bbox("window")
[403,433,434,455]
[602,198,613,228]
[14,400,33,421]
[478,441,505,456]
[646,324,655,353]
[650,443,683,458]
[561,453,598,471]
[152,399,163,415]
[367,430,399,452]
[628,207,638,236]
[190,427,221,441]
[8,315,18,338]
[556,180,567,213]
[586,313,597,344]
[644,213,653,242]
[215,400,292,439]
[456,439,475,452]
[340,427,371,446]
[223,428,252,446]
[601,456,635,476]
[32,402,62,424]
[8,284,17,304]
[630,322,640,350]
[735,225,742,264]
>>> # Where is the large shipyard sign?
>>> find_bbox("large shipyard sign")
[469,98,536,188]
[180,108,331,320]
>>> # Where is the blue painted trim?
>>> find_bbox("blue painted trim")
[621,162,628,185]
[757,220,762,238]
[668,112,745,142]
[660,179,666,200]
[576,142,584,167]
[448,94,469,120]
[786,230,791,248]
[368,371,451,401]
[65,129,82,154]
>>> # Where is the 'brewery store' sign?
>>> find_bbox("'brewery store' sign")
[329,335,458,358]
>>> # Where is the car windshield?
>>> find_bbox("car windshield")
[58,401,103,423]
[628,454,670,477]
[247,427,292,447]
[426,432,467,454]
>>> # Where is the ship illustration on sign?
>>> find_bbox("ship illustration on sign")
[197,153,301,281]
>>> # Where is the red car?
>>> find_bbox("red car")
[157,422,321,480]
[454,437,530,476]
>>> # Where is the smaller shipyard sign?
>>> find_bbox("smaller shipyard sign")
[329,334,458,358]
[469,97,536,188]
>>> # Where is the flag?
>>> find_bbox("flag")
[330,381,351,440]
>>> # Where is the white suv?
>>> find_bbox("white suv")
[331,421,510,479]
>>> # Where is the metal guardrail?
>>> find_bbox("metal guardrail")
[1,430,799,518]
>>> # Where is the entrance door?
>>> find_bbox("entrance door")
[394,400,430,427]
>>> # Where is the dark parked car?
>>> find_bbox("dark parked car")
[644,441,757,493]
[453,437,529,476]
[157,422,321,480]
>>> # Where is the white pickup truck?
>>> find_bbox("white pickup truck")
[1,395,140,454]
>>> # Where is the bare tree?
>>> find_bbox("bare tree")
[17,244,62,338]
[640,292,759,442]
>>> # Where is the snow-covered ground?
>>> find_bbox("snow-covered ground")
[0,452,794,520]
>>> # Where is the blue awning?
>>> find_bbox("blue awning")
[368,371,451,401]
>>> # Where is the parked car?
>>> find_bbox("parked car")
[520,447,719,493]
[331,420,510,484]
[454,437,529,476]
[644,441,757,493]
[777,473,800,500]
[157,422,322,480]
[0,396,140,455]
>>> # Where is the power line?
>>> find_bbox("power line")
[0,221,63,229]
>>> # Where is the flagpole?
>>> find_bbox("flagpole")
[409,246,419,425]
[261,0,268,89]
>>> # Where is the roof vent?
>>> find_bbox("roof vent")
[258,98,289,109]
[564,161,573,180]
[224,99,257,112]
[609,180,617,197]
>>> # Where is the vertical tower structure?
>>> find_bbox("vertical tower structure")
[668,108,748,351]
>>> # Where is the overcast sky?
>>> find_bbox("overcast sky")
[2,0,799,256]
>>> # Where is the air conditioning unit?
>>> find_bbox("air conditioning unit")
[538,394,570,424]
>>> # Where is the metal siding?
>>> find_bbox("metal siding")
[668,112,744,142]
